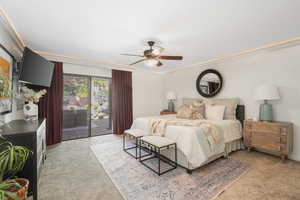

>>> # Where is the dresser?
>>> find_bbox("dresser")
[0,119,46,200]
[244,120,293,161]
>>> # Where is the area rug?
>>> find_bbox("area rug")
[90,137,250,200]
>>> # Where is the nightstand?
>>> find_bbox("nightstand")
[160,111,177,115]
[244,120,293,161]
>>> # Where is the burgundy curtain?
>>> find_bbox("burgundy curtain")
[112,70,133,134]
[39,61,63,145]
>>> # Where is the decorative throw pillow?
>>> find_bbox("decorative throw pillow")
[205,105,226,120]
[204,98,240,120]
[191,101,205,120]
[176,104,193,119]
[192,111,205,120]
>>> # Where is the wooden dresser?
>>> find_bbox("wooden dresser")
[0,119,46,200]
[244,120,293,161]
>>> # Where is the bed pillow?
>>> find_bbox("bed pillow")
[205,105,226,120]
[191,101,205,120]
[204,98,240,120]
[176,104,193,119]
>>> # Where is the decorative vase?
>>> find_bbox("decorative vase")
[23,101,38,121]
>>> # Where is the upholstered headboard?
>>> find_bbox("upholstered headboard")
[236,105,245,126]
[181,98,245,125]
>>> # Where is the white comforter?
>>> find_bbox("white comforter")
[130,115,242,167]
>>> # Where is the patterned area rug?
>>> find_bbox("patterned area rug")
[91,138,250,200]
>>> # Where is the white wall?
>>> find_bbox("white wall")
[163,44,300,161]
[132,71,164,118]
[63,63,111,77]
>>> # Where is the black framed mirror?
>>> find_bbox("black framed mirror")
[196,69,223,98]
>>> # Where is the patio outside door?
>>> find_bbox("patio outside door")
[91,77,112,136]
[62,74,111,141]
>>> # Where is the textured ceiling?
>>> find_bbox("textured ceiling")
[1,0,300,72]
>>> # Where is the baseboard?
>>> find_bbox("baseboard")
[289,153,300,162]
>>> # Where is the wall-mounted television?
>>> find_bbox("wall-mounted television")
[19,47,54,88]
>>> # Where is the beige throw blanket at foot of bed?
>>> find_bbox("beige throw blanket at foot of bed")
[149,118,223,151]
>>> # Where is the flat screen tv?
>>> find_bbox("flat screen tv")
[19,47,54,88]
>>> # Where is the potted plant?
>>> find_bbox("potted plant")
[0,136,32,200]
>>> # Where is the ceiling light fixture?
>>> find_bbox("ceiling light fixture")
[152,47,164,56]
[144,59,159,66]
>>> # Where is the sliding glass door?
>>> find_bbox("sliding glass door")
[63,75,90,140]
[62,74,111,140]
[91,77,111,136]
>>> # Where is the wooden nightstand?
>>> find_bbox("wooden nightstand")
[160,111,177,115]
[244,120,293,161]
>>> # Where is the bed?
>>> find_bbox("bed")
[130,104,245,173]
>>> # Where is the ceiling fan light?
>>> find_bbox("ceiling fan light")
[152,47,164,55]
[145,59,159,66]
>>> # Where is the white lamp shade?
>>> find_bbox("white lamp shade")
[255,84,280,100]
[166,91,176,100]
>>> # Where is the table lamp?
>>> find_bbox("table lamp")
[255,84,280,121]
[166,91,176,112]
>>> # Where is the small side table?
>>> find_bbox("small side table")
[123,129,151,159]
[139,136,177,176]
[160,111,177,115]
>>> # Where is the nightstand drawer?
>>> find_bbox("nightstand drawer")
[251,133,281,152]
[245,124,252,130]
[252,123,280,135]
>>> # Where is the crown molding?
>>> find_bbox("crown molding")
[35,50,135,72]
[2,6,300,74]
[163,36,300,74]
[0,6,25,52]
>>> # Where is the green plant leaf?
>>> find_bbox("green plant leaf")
[1,190,19,200]
[0,180,21,200]
[0,138,32,181]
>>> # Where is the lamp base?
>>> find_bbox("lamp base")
[168,101,175,112]
[259,101,273,121]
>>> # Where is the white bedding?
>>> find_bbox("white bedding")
[130,115,242,167]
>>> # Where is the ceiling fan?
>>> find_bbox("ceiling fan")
[121,41,183,67]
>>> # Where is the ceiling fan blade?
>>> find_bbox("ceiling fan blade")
[156,61,163,67]
[130,59,147,65]
[159,56,183,60]
[121,53,145,57]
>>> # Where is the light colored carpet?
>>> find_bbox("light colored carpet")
[91,138,250,200]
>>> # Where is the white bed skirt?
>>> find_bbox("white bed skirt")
[160,139,243,170]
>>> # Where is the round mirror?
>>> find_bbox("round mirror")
[196,69,223,97]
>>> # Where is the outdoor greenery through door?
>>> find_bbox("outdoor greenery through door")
[62,74,111,140]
